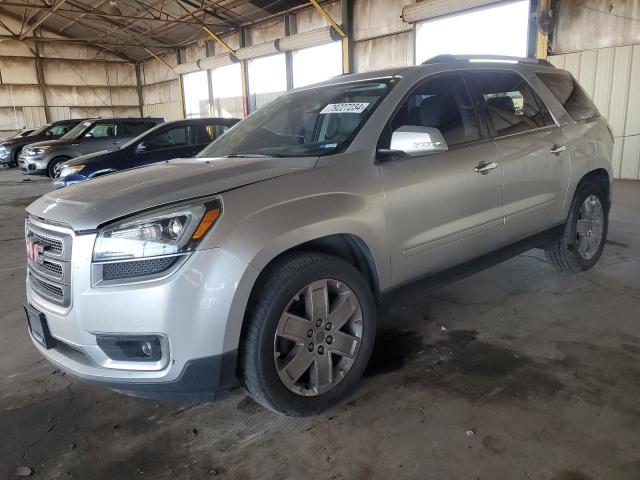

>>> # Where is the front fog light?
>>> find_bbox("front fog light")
[97,335,163,362]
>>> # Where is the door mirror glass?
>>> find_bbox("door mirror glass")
[135,142,148,154]
[84,132,94,138]
[389,126,448,156]
[45,130,53,137]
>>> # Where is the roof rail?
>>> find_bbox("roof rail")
[422,54,554,67]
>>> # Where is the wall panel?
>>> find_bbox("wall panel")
[551,44,640,179]
[22,106,47,128]
[353,31,414,73]
[143,102,183,122]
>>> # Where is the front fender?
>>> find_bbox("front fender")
[214,192,387,351]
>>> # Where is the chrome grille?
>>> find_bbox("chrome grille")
[29,270,65,303]
[42,259,64,280]
[31,230,64,256]
[26,218,72,307]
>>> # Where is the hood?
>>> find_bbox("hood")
[27,156,317,231]
[64,149,115,167]
[0,132,49,149]
[24,138,70,150]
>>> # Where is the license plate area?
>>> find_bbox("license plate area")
[24,304,56,349]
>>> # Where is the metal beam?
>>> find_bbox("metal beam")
[144,48,174,70]
[0,6,135,62]
[19,0,69,40]
[34,28,50,123]
[308,0,346,37]
[0,34,168,49]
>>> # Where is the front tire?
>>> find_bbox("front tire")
[47,157,68,178]
[545,180,609,272]
[239,252,376,416]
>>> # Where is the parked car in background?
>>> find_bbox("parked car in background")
[13,128,36,138]
[19,117,164,177]
[24,56,612,415]
[53,117,240,188]
[0,119,86,168]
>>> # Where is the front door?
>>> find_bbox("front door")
[77,121,119,154]
[378,72,504,286]
[466,70,571,243]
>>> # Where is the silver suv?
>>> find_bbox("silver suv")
[25,56,613,415]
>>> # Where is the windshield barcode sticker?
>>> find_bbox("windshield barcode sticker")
[320,103,370,114]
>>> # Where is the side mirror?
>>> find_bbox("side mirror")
[84,132,94,138]
[135,142,148,154]
[388,126,448,157]
[45,131,53,137]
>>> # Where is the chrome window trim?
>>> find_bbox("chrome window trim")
[491,124,560,141]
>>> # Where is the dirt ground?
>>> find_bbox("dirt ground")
[2,169,639,479]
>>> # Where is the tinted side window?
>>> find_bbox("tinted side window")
[537,72,599,122]
[123,121,151,136]
[200,124,230,143]
[86,122,117,138]
[48,124,72,136]
[144,126,191,151]
[469,71,553,137]
[389,73,480,148]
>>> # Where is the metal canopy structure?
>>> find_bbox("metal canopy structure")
[0,0,310,61]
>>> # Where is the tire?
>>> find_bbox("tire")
[239,252,377,416]
[545,180,609,272]
[47,157,69,178]
[10,148,22,168]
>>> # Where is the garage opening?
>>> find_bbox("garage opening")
[415,0,531,64]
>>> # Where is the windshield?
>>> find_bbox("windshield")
[30,124,51,136]
[197,78,395,158]
[61,121,91,140]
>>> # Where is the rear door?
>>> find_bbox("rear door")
[466,70,571,243]
[378,72,504,286]
[121,120,156,145]
[128,124,195,167]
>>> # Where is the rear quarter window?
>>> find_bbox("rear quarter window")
[537,72,599,122]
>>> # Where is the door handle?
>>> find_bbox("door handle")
[550,144,566,155]
[474,161,498,174]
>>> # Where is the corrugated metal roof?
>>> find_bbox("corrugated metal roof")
[0,0,310,61]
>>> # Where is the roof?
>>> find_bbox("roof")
[0,0,310,61]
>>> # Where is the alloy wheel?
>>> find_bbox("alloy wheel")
[273,279,363,397]
[576,194,604,260]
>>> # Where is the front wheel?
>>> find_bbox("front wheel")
[545,180,609,272]
[239,252,376,416]
[47,157,68,178]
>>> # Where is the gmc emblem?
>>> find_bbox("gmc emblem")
[26,239,45,265]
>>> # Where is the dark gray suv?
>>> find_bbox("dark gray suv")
[19,117,164,177]
[0,119,86,168]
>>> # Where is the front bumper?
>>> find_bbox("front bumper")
[19,153,48,174]
[26,229,258,401]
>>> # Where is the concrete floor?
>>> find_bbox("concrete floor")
[1,168,639,480]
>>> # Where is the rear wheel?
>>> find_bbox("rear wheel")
[47,157,69,178]
[545,180,608,272]
[239,252,376,416]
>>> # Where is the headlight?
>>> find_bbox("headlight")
[92,198,222,284]
[0,147,6,159]
[59,165,85,178]
[28,146,50,155]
